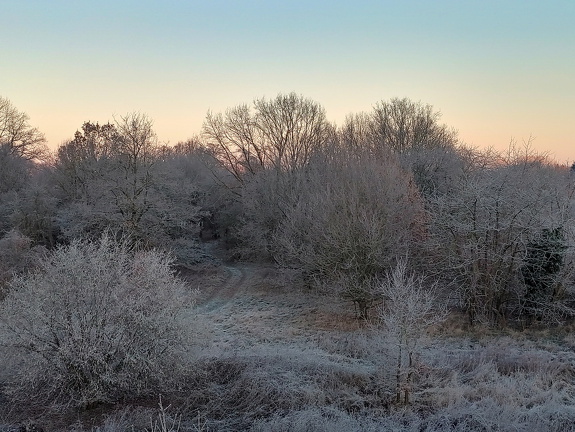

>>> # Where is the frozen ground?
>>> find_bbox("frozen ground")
[3,242,575,431]
[173,247,575,431]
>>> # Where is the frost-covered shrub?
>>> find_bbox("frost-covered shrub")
[0,233,195,409]
[0,230,44,295]
[273,150,425,319]
[378,259,446,405]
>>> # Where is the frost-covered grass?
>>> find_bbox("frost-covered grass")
[2,261,575,431]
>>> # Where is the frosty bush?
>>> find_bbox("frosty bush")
[0,233,195,409]
[379,259,446,404]
[0,230,43,294]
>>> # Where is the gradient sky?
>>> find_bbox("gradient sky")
[2,0,574,162]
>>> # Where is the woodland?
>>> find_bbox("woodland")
[1,93,575,431]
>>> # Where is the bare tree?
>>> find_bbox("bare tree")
[339,112,374,152]
[52,116,210,253]
[378,259,446,405]
[54,121,118,204]
[253,93,333,170]
[112,112,159,237]
[0,96,48,161]
[203,92,334,182]
[340,98,458,156]
[340,98,465,198]
[370,98,458,154]
[272,147,426,319]
[52,122,125,240]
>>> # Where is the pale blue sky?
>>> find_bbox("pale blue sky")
[2,0,574,161]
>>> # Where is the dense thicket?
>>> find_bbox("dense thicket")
[428,146,574,325]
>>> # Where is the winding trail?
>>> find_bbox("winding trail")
[198,265,247,312]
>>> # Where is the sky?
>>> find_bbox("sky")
[2,0,574,163]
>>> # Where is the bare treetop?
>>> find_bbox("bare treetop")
[203,92,334,181]
[0,96,48,161]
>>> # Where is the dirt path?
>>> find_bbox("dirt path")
[198,265,247,312]
[175,240,252,312]
[177,241,362,351]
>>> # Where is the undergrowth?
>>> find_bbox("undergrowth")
[2,261,575,431]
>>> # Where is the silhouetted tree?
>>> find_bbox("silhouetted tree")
[111,112,158,236]
[370,98,458,154]
[340,98,458,156]
[203,92,334,182]
[55,121,118,204]
[340,98,464,197]
[0,96,47,161]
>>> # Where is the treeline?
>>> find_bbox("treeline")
[1,93,574,327]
